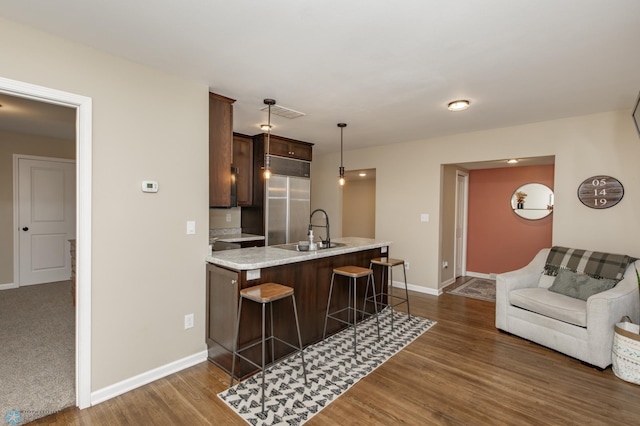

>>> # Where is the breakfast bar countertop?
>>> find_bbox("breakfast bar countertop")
[205,237,391,271]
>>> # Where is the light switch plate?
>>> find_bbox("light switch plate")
[186,220,196,235]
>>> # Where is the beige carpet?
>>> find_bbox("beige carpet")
[447,278,496,302]
[0,281,75,424]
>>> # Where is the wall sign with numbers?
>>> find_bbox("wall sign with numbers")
[577,175,624,209]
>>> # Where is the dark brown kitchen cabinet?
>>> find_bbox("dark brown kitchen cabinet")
[253,133,313,162]
[232,133,253,206]
[209,92,235,207]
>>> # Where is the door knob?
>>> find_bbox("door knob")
[22,227,29,231]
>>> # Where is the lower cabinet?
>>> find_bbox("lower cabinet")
[205,265,238,358]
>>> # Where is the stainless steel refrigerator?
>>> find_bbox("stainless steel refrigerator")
[265,174,310,245]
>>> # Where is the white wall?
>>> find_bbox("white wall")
[312,110,640,293]
[0,18,209,391]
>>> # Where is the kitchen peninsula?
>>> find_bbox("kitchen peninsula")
[205,237,391,377]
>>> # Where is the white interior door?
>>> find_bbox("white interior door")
[17,156,76,286]
[454,172,468,278]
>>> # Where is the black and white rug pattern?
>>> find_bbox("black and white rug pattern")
[218,308,436,425]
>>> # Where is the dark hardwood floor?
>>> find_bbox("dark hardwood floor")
[34,281,640,425]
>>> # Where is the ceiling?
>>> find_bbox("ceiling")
[1,1,639,156]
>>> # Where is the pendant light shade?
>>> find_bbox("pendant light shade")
[263,99,276,180]
[338,123,347,186]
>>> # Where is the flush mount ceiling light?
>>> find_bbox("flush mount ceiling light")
[263,99,276,180]
[447,100,470,111]
[507,159,519,164]
[358,172,367,177]
[338,123,347,186]
[260,124,272,131]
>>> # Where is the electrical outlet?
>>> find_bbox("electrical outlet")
[226,213,232,222]
[184,313,194,329]
[405,262,410,270]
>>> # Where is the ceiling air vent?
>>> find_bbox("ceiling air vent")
[259,104,306,119]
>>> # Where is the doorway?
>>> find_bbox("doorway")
[439,156,555,287]
[341,168,376,238]
[0,76,92,408]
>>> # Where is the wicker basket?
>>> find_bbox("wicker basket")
[612,317,640,385]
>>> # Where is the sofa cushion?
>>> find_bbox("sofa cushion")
[549,269,616,301]
[510,287,587,327]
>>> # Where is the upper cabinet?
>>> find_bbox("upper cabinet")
[209,92,235,208]
[254,133,313,162]
[232,133,253,207]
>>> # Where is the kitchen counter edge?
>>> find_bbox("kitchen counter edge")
[205,237,392,271]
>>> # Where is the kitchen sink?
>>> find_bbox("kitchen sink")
[273,242,347,251]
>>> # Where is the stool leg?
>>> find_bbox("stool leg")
[369,273,380,340]
[290,294,308,386]
[269,301,275,365]
[323,272,336,339]
[389,265,395,330]
[352,276,357,358]
[403,264,411,319]
[261,301,266,413]
[230,296,244,388]
[363,262,373,319]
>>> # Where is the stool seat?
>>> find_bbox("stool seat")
[370,257,405,267]
[241,282,293,303]
[333,265,373,278]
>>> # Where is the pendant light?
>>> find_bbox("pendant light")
[263,99,276,180]
[337,123,347,186]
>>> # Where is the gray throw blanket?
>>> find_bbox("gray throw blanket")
[544,246,635,281]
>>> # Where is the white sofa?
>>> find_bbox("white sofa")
[496,248,639,369]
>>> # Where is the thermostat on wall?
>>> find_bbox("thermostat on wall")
[141,180,158,193]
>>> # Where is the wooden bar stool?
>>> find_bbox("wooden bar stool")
[367,257,411,330]
[230,282,308,414]
[323,265,380,358]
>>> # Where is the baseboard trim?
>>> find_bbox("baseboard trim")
[0,282,18,290]
[466,271,495,280]
[91,349,208,406]
[391,280,440,296]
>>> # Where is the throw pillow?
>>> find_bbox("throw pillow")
[548,269,617,301]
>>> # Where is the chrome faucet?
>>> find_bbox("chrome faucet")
[309,209,330,248]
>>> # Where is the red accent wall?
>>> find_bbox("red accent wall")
[467,165,553,274]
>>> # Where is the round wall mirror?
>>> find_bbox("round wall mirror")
[511,183,554,220]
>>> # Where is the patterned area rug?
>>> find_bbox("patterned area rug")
[447,278,496,302]
[218,308,435,425]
